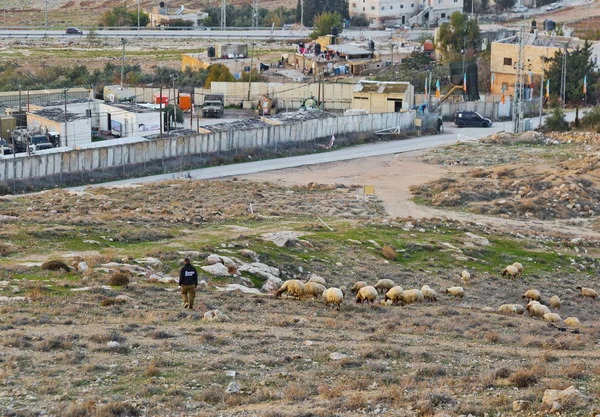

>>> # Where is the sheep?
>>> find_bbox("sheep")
[498,304,525,315]
[374,279,396,294]
[550,295,562,309]
[383,286,404,305]
[576,286,598,299]
[461,270,471,286]
[307,275,326,286]
[526,300,551,318]
[400,289,424,305]
[522,289,541,301]
[445,286,464,298]
[564,317,581,328]
[303,282,326,299]
[351,281,368,294]
[543,312,562,323]
[356,286,378,305]
[420,285,437,302]
[323,288,344,310]
[501,265,520,279]
[339,285,347,298]
[512,262,523,274]
[275,280,305,298]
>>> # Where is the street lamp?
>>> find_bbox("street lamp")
[120,38,127,87]
[170,74,178,129]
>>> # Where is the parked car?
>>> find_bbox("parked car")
[454,111,493,128]
[29,135,53,152]
[66,27,83,35]
[545,2,561,10]
[512,5,528,12]
[0,139,13,155]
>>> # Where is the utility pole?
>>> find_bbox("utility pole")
[63,88,69,147]
[390,43,396,81]
[300,0,304,29]
[159,86,163,139]
[120,38,127,87]
[512,26,526,134]
[137,0,140,30]
[171,74,178,129]
[221,0,226,29]
[45,0,48,29]
[539,56,545,127]
[247,42,255,102]
[560,43,567,108]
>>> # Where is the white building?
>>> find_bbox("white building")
[350,0,463,28]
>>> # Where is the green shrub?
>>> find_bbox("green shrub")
[581,105,600,128]
[541,107,569,132]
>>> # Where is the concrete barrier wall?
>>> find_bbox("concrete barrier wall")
[0,111,415,183]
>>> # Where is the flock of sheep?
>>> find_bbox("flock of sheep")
[274,262,596,329]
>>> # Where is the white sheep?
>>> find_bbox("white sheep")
[501,265,520,279]
[522,289,541,301]
[275,280,305,298]
[526,300,551,318]
[550,295,562,309]
[498,304,525,315]
[323,288,344,310]
[307,275,326,285]
[374,279,396,294]
[564,317,581,328]
[351,281,368,294]
[420,285,437,302]
[356,286,378,305]
[445,286,464,298]
[543,312,562,323]
[303,282,326,299]
[383,286,404,305]
[576,286,597,299]
[401,289,424,305]
[461,270,471,286]
[512,262,523,274]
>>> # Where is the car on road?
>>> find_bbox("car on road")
[545,2,562,10]
[66,27,83,35]
[454,111,493,128]
[512,5,528,12]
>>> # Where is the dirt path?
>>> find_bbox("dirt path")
[242,150,600,239]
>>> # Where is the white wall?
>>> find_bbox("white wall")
[99,103,137,138]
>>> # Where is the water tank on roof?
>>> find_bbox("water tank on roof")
[159,1,165,7]
[544,20,556,31]
[331,26,339,36]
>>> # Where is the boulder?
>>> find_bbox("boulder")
[115,294,135,303]
[0,296,28,303]
[203,309,231,322]
[261,276,284,293]
[240,249,260,262]
[77,261,89,273]
[133,257,162,269]
[329,352,348,360]
[464,232,491,247]
[214,284,264,296]
[542,386,589,410]
[262,231,302,247]
[206,254,222,265]
[178,250,200,258]
[226,381,240,394]
[238,262,280,278]
[146,273,177,284]
[512,400,531,412]
[201,263,232,277]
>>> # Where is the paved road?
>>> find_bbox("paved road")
[0,28,431,41]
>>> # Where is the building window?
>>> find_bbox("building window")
[371,5,375,9]
[438,0,442,3]
[381,6,385,9]
[390,5,393,8]
[502,82,509,91]
[441,12,446,17]
[363,6,365,11]
[503,57,512,66]
[411,3,414,6]
[352,3,356,6]
[400,4,403,7]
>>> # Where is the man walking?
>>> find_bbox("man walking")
[179,258,198,310]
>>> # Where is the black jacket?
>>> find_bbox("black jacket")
[179,264,198,286]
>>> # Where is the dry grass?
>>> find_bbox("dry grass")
[41,259,71,272]
[107,271,130,286]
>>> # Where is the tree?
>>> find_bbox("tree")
[350,14,369,27]
[544,40,597,105]
[205,64,235,88]
[541,107,569,132]
[99,6,149,27]
[436,12,481,62]
[310,12,343,39]
[298,0,348,26]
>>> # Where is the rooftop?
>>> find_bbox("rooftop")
[353,80,410,94]
[325,45,373,56]
[495,33,585,48]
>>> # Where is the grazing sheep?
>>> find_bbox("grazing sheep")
[461,270,471,286]
[522,289,541,301]
[304,282,326,299]
[498,304,525,315]
[374,279,396,294]
[339,286,347,298]
[351,281,368,294]
[564,317,581,328]
[307,275,326,286]
[323,288,344,310]
[420,285,437,302]
[501,265,520,279]
[356,286,378,305]
[401,289,425,305]
[576,286,598,299]
[512,262,523,274]
[550,295,562,309]
[543,312,562,323]
[445,286,465,298]
[275,280,305,298]
[526,300,551,318]
[383,286,404,305]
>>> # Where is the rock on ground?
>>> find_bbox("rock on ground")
[203,309,231,322]
[214,284,264,296]
[261,276,284,293]
[201,263,232,277]
[542,386,589,410]
[262,231,302,247]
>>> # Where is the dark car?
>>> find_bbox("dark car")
[66,27,83,35]
[454,111,493,128]
[0,139,12,155]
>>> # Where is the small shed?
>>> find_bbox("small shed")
[104,85,136,103]
[352,80,414,113]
